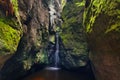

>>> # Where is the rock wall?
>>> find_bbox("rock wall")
[61,0,88,57]
[0,0,21,55]
[2,0,120,80]
[0,0,49,80]
[84,0,120,80]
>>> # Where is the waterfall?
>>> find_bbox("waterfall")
[55,31,59,67]
[45,31,60,70]
[48,0,66,69]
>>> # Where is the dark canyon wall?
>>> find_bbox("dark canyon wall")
[0,0,49,80]
[0,0,89,79]
[84,0,120,80]
[0,0,120,80]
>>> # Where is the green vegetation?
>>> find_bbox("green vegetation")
[83,0,120,33]
[11,0,22,29]
[0,17,17,28]
[0,21,20,55]
[75,0,85,7]
[35,50,48,64]
[0,0,21,55]
[61,0,67,9]
[61,0,88,55]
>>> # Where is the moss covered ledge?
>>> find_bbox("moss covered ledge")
[0,21,20,55]
[0,0,21,55]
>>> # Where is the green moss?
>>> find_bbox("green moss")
[84,0,105,32]
[105,21,120,33]
[0,17,18,28]
[61,0,67,9]
[0,0,21,55]
[84,0,120,33]
[61,0,88,55]
[0,21,20,55]
[35,49,48,64]
[75,0,85,7]
[11,0,22,29]
[11,0,19,16]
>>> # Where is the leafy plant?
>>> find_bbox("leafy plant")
[75,0,85,7]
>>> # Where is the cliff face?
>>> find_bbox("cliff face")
[1,0,120,80]
[0,0,49,80]
[60,0,89,69]
[62,0,88,56]
[0,0,69,79]
[0,0,21,70]
[84,0,120,80]
[0,0,90,79]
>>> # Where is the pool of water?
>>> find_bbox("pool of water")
[22,67,95,80]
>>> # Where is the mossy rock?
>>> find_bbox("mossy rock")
[0,21,20,55]
[0,0,21,55]
[61,0,88,55]
[83,0,120,80]
[84,0,120,33]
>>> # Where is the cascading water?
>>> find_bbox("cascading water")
[55,31,59,67]
[45,31,60,70]
[47,0,66,70]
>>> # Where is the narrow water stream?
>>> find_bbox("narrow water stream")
[54,32,60,67]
